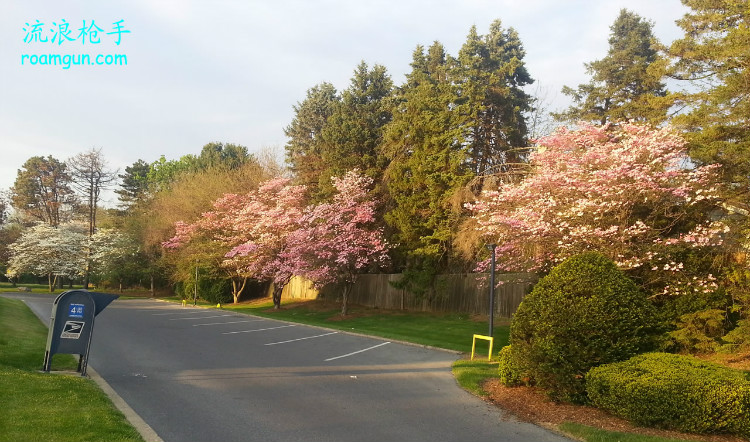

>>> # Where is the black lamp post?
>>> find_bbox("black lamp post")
[486,243,497,338]
[194,262,198,306]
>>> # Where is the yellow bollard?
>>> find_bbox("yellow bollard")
[182,299,187,307]
[471,334,494,361]
[216,303,221,308]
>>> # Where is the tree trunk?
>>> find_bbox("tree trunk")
[83,263,90,289]
[341,283,352,316]
[48,274,59,293]
[272,285,283,309]
[150,274,155,298]
[231,277,248,304]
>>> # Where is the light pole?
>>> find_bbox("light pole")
[486,243,497,338]
[194,262,198,306]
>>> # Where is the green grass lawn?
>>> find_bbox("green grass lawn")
[452,359,500,396]
[222,299,509,354]
[558,423,695,442]
[0,296,144,442]
[0,282,51,293]
[0,282,90,293]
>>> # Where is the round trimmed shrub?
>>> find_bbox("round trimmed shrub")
[508,252,660,403]
[586,352,750,436]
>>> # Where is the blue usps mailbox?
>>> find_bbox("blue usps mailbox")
[43,290,118,376]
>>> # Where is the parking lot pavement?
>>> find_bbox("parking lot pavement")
[8,294,571,442]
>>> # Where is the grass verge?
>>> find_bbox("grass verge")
[452,359,500,397]
[0,282,87,293]
[0,296,144,442]
[222,299,509,354]
[558,422,694,442]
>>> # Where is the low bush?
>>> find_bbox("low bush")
[509,252,661,403]
[497,345,523,386]
[586,352,750,437]
[177,277,232,305]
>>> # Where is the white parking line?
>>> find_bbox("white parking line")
[169,314,234,321]
[324,342,391,362]
[152,311,213,316]
[193,319,266,327]
[264,332,338,346]
[222,324,296,335]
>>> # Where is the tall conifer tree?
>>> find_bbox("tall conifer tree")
[454,20,534,176]
[319,62,393,198]
[116,159,151,209]
[554,9,671,125]
[382,43,470,293]
[670,0,750,199]
[284,83,340,190]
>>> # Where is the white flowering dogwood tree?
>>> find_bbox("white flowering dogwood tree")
[7,223,131,292]
[468,123,727,299]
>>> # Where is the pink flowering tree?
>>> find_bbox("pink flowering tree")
[286,170,389,315]
[163,192,255,303]
[225,178,307,309]
[467,123,727,300]
[164,178,308,306]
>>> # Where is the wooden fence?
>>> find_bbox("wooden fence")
[279,273,537,318]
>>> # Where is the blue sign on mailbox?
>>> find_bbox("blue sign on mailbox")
[68,303,85,318]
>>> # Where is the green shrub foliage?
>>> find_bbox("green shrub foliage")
[508,252,660,403]
[177,277,232,305]
[668,308,725,354]
[586,352,750,436]
[497,345,523,386]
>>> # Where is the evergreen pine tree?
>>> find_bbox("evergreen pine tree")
[454,20,534,177]
[554,9,671,125]
[382,43,470,294]
[283,83,340,190]
[116,159,151,209]
[669,0,750,199]
[319,62,394,198]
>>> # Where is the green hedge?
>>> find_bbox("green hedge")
[586,352,750,436]
[508,252,660,403]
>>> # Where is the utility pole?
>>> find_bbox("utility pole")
[486,243,497,338]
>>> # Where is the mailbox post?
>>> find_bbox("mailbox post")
[43,290,118,376]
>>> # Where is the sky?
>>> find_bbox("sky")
[1,0,690,206]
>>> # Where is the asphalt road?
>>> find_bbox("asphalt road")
[7,293,570,442]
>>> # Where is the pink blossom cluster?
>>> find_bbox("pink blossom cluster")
[468,123,727,296]
[281,170,390,288]
[163,170,389,294]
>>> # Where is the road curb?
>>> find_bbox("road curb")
[87,366,164,442]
